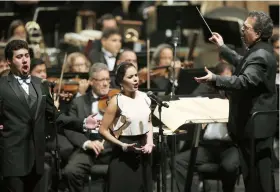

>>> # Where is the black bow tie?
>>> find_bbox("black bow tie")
[91,96,100,103]
[17,76,31,84]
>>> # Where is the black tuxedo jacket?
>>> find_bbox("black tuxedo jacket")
[64,92,93,148]
[215,41,277,139]
[88,50,107,66]
[0,74,82,177]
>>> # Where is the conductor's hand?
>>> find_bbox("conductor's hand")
[209,32,224,47]
[85,113,99,129]
[87,140,104,155]
[194,67,214,83]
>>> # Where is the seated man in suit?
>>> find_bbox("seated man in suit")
[174,62,240,192]
[63,63,113,192]
[88,28,122,72]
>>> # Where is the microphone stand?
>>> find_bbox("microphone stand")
[153,98,169,192]
[50,82,61,192]
[170,32,179,101]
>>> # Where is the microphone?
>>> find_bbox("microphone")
[147,91,169,108]
[41,79,56,88]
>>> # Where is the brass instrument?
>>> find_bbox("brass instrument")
[118,20,142,43]
[124,28,139,42]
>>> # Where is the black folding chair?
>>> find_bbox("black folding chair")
[249,110,279,191]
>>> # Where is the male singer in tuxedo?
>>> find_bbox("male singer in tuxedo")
[195,11,277,192]
[0,40,98,192]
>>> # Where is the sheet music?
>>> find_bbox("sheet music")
[153,97,229,132]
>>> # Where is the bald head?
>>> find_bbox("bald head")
[117,50,138,69]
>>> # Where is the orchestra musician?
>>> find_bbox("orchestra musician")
[148,43,182,92]
[65,52,91,73]
[88,28,122,72]
[89,13,118,53]
[7,19,27,41]
[0,39,97,192]
[97,13,118,31]
[195,11,277,192]
[99,62,154,192]
[0,56,9,74]
[64,52,91,97]
[63,63,113,192]
[116,49,138,68]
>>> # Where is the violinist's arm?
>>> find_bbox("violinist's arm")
[99,96,124,147]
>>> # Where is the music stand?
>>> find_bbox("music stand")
[33,7,77,47]
[202,17,243,48]
[157,5,202,31]
[0,12,19,41]
[47,68,89,80]
[176,68,215,95]
[269,5,279,26]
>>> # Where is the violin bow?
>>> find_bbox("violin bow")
[57,53,68,100]
[146,38,151,89]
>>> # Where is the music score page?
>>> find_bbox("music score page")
[153,97,229,132]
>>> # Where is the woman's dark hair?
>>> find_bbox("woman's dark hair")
[115,62,136,86]
[7,20,25,39]
[248,11,273,41]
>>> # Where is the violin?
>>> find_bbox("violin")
[46,77,88,94]
[98,89,121,113]
[138,65,170,85]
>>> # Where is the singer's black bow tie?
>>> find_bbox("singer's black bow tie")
[17,76,31,84]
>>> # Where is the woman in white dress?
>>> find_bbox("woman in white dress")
[99,62,154,192]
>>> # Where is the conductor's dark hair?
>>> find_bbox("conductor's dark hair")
[248,11,274,41]
[4,40,29,61]
[115,62,136,86]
